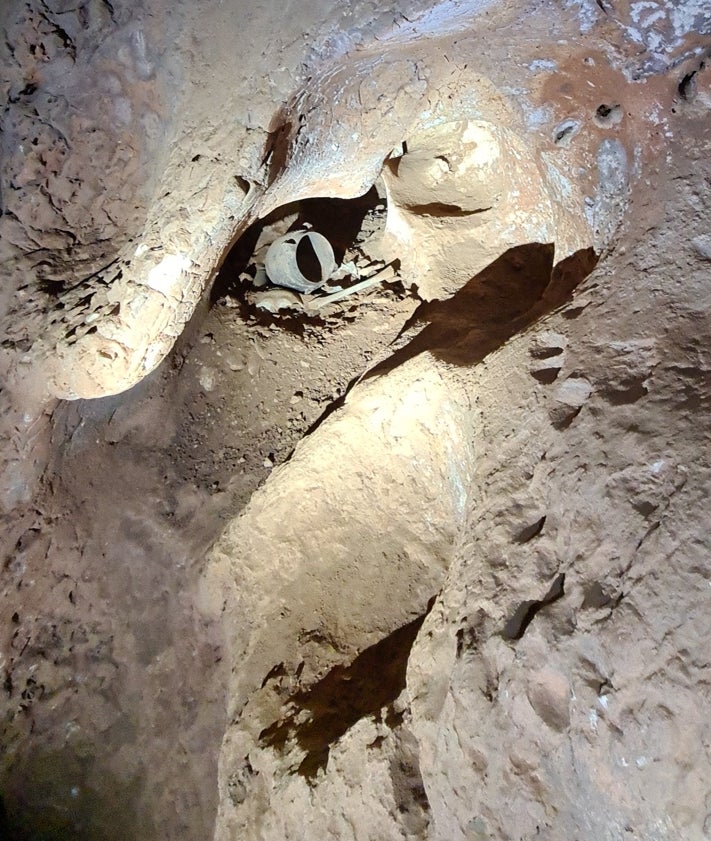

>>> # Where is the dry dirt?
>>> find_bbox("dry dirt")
[205,103,711,841]
[0,190,421,840]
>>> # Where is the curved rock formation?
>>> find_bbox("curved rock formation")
[0,1,709,839]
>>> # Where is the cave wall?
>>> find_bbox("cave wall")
[0,1,710,840]
[205,119,711,841]
[3,0,705,406]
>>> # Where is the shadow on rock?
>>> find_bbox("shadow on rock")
[366,242,598,375]
[258,608,431,782]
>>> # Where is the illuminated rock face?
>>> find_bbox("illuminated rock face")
[379,119,579,300]
[0,2,710,841]
[1,0,703,401]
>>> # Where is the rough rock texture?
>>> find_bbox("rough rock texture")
[204,114,711,841]
[0,0,710,840]
[405,133,711,841]
[2,0,704,403]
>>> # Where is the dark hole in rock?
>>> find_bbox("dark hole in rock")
[295,235,324,283]
[406,201,491,217]
[553,119,579,146]
[594,103,623,127]
[562,304,588,319]
[599,380,649,405]
[531,366,562,384]
[502,573,565,640]
[515,515,547,543]
[530,346,564,360]
[210,186,387,324]
[678,71,697,101]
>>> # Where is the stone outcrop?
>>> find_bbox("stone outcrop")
[3,0,703,402]
[0,1,709,840]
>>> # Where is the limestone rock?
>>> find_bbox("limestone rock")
[0,2,709,841]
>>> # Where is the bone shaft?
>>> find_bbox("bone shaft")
[310,266,396,310]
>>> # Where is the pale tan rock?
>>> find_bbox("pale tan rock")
[526,669,571,732]
[0,2,709,841]
[548,376,593,428]
[1,0,680,400]
[380,120,589,301]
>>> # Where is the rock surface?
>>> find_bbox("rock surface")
[0,1,709,840]
[206,106,711,840]
[2,0,704,401]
